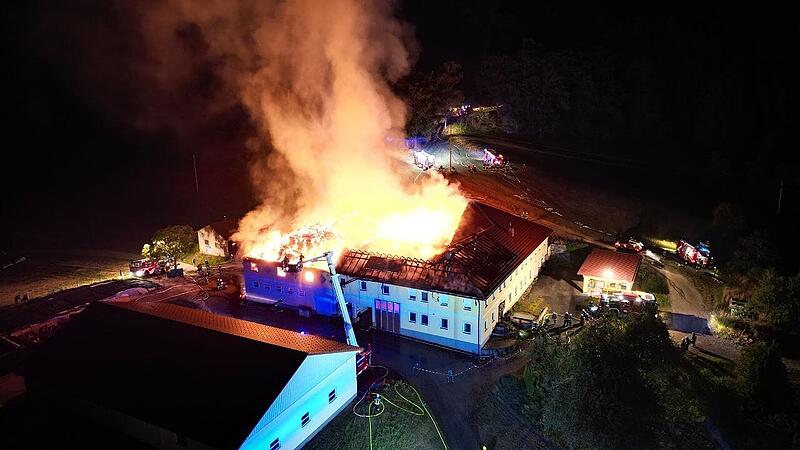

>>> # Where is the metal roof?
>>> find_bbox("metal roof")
[336,202,552,298]
[111,301,358,355]
[21,302,358,449]
[577,248,642,283]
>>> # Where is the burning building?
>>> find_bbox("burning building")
[244,202,552,354]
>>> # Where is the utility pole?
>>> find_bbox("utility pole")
[449,141,453,172]
[192,153,200,194]
[776,177,784,216]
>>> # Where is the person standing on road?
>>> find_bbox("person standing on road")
[690,331,697,347]
[681,336,690,351]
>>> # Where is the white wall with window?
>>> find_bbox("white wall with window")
[340,236,550,354]
[241,351,359,450]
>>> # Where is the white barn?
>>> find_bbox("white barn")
[21,302,360,450]
[336,202,552,354]
[197,219,238,258]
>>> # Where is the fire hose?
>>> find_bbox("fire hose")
[353,365,447,450]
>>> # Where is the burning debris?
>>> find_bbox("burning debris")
[253,223,338,264]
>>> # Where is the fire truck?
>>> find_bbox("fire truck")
[129,258,166,277]
[676,240,713,268]
[413,150,435,170]
[483,148,505,167]
[614,237,644,253]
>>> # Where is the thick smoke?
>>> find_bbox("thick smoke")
[143,0,466,259]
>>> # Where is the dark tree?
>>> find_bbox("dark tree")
[736,341,790,412]
[527,315,676,449]
[402,61,464,137]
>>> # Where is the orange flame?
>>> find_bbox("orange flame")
[141,0,469,260]
[242,171,467,262]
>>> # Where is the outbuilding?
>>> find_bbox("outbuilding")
[197,219,238,257]
[21,301,360,450]
[577,248,642,295]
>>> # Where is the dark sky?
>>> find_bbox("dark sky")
[1,1,794,252]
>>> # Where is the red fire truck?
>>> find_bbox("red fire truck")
[129,258,166,277]
[676,240,713,268]
[483,148,505,167]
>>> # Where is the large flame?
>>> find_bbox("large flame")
[244,174,467,262]
[142,0,467,261]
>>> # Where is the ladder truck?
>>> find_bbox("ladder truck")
[286,251,371,374]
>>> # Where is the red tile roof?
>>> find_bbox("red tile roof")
[112,301,359,355]
[577,248,641,283]
[336,202,552,298]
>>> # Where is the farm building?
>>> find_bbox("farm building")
[21,301,360,450]
[577,248,642,295]
[244,202,552,354]
[197,219,238,257]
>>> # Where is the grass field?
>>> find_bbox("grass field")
[0,250,136,307]
[306,380,447,450]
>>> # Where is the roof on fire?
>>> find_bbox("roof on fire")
[336,202,552,298]
[577,248,641,283]
[21,301,358,449]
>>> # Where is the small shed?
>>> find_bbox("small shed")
[197,219,238,257]
[577,248,641,294]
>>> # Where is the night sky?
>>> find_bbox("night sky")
[1,1,794,252]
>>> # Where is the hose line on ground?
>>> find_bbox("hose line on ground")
[354,365,447,450]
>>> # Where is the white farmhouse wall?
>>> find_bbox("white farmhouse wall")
[342,236,549,354]
[197,226,228,257]
[241,352,358,450]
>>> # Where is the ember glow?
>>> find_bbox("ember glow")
[145,0,467,262]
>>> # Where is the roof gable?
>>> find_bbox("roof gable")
[203,219,238,240]
[577,248,642,284]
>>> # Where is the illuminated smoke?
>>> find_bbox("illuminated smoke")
[144,0,467,260]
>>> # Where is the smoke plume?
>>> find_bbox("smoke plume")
[143,0,467,260]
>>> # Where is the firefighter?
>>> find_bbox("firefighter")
[550,311,558,326]
[690,331,697,347]
[681,336,690,351]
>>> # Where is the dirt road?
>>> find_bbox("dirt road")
[659,263,708,318]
